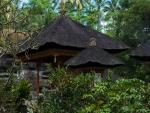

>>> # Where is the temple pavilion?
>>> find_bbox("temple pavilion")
[17,15,129,94]
[130,41,150,61]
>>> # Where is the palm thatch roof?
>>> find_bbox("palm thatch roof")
[64,47,124,68]
[130,41,150,61]
[0,29,28,44]
[19,16,129,53]
[0,54,13,71]
[73,20,129,52]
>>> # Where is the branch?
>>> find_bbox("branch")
[0,0,12,9]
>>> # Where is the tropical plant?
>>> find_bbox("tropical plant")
[38,67,95,113]
[79,79,150,113]
[34,67,150,113]
[0,79,31,113]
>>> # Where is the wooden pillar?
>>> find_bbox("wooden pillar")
[36,63,40,95]
[57,60,64,67]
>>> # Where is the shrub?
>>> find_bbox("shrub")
[79,79,150,113]
[38,67,150,113]
[38,67,95,113]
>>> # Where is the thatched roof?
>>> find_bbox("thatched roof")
[20,16,129,53]
[64,47,124,68]
[0,29,28,44]
[130,41,150,61]
[0,54,13,70]
[73,20,129,52]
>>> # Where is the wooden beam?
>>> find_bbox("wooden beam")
[19,49,79,62]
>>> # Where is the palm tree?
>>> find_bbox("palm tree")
[102,0,131,20]
[60,0,82,8]
[101,0,130,37]
[103,0,121,12]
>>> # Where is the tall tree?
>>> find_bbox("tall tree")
[107,0,150,81]
[103,0,150,46]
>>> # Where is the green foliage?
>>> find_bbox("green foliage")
[0,80,15,112]
[104,0,150,46]
[103,1,150,80]
[115,61,150,82]
[11,80,31,113]
[0,0,150,112]
[23,0,57,31]
[36,68,150,113]
[38,67,95,113]
[79,79,150,113]
[12,79,31,101]
[0,79,31,113]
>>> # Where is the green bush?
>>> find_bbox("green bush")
[0,79,31,113]
[79,79,150,113]
[38,67,95,113]
[12,80,31,112]
[38,67,150,113]
[12,80,31,101]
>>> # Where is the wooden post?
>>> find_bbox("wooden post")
[36,63,40,95]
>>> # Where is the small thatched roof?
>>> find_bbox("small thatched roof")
[20,16,129,53]
[64,47,124,68]
[130,41,150,61]
[0,29,28,44]
[0,54,13,70]
[95,33,129,52]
